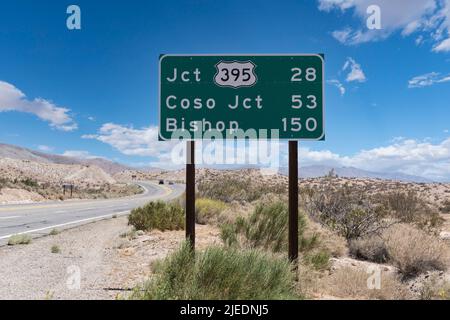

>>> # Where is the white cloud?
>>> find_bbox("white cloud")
[342,57,367,82]
[327,79,346,95]
[319,0,450,52]
[408,72,450,88]
[82,123,176,157]
[61,150,102,159]
[0,81,77,131]
[433,37,450,52]
[37,145,54,152]
[85,122,450,180]
[298,137,450,181]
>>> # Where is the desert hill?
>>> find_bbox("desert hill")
[0,143,130,175]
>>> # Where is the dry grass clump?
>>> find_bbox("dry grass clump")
[349,235,389,263]
[383,224,449,278]
[318,267,412,300]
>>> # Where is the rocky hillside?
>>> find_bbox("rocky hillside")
[0,143,130,175]
[0,157,116,186]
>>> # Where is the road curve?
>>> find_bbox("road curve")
[0,181,185,245]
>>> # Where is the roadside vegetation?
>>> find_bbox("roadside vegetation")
[51,245,61,254]
[128,201,184,231]
[128,171,450,300]
[441,200,450,214]
[49,229,59,236]
[195,198,227,225]
[131,242,298,300]
[7,234,32,246]
[198,175,285,203]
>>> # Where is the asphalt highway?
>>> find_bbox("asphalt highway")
[0,181,185,245]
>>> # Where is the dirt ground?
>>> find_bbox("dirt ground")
[0,216,220,300]
[1,212,449,300]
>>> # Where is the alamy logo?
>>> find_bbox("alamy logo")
[66,5,81,30]
[214,61,257,88]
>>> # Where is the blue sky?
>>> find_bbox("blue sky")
[0,0,450,180]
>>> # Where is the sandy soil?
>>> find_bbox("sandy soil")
[0,217,220,300]
[0,188,45,205]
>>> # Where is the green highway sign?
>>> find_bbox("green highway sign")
[159,54,324,140]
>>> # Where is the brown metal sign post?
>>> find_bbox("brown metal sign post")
[289,141,299,264]
[186,141,196,249]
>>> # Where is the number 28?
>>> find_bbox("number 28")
[291,67,317,82]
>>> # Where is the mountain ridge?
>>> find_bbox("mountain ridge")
[0,143,130,175]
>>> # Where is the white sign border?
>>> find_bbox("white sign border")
[158,53,325,141]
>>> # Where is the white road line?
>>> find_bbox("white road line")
[0,211,130,240]
[0,216,19,220]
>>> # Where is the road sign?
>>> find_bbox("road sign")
[159,54,325,140]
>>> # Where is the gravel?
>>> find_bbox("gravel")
[0,216,221,300]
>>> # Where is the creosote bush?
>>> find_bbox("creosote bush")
[379,191,442,231]
[131,242,298,300]
[307,183,386,240]
[128,201,184,231]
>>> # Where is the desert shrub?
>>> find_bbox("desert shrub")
[318,267,412,300]
[49,229,59,236]
[21,178,39,188]
[8,234,32,245]
[303,250,331,271]
[380,191,442,230]
[220,201,327,269]
[440,200,450,214]
[304,218,347,258]
[128,201,184,231]
[307,183,386,240]
[383,224,449,278]
[195,198,227,225]
[221,202,290,252]
[0,178,8,189]
[198,176,285,203]
[418,273,450,300]
[131,242,298,300]
[349,235,389,263]
[51,245,61,254]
